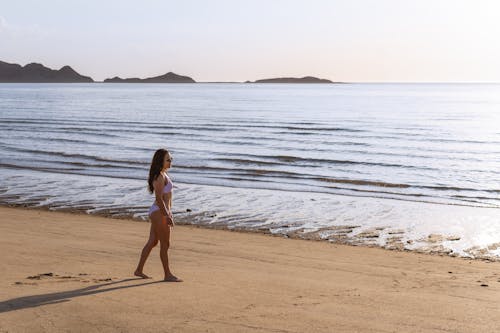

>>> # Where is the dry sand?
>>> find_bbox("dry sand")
[0,206,499,332]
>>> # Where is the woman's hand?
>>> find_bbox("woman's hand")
[163,214,174,227]
[168,211,174,227]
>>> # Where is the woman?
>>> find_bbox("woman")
[134,148,182,282]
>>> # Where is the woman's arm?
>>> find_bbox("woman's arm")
[153,175,169,217]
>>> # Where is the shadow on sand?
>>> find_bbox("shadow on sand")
[0,278,162,313]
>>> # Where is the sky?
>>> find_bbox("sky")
[1,0,500,82]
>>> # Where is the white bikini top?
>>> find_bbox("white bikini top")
[161,173,173,194]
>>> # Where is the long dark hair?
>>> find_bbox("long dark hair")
[148,148,169,194]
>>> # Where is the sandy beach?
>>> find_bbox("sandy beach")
[0,206,499,332]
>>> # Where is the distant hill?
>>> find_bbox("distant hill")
[247,76,334,83]
[0,61,93,83]
[104,72,195,83]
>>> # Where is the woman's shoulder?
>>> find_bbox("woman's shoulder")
[154,172,166,182]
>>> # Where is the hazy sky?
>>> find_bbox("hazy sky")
[1,0,500,82]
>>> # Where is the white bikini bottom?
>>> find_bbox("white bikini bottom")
[148,203,171,217]
[149,204,160,216]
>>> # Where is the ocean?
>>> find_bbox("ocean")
[1,83,499,258]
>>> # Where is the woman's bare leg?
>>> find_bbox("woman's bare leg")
[153,213,182,282]
[134,219,158,278]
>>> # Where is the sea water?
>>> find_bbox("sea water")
[1,83,499,258]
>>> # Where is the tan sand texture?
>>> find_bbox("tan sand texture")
[0,206,499,332]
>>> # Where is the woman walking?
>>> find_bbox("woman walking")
[134,148,182,282]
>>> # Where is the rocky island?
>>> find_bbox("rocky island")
[0,61,93,83]
[104,72,195,83]
[246,76,334,83]
[0,60,336,84]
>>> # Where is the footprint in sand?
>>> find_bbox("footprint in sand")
[26,272,54,280]
[20,272,114,285]
[244,304,256,310]
[14,281,38,286]
[92,278,113,282]
[15,272,56,285]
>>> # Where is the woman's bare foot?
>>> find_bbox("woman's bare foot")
[163,274,183,282]
[134,270,151,279]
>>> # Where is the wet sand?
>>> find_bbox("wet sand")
[0,206,499,332]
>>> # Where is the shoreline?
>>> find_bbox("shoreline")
[1,206,500,332]
[2,202,499,263]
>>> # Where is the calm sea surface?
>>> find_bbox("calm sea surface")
[1,83,499,258]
